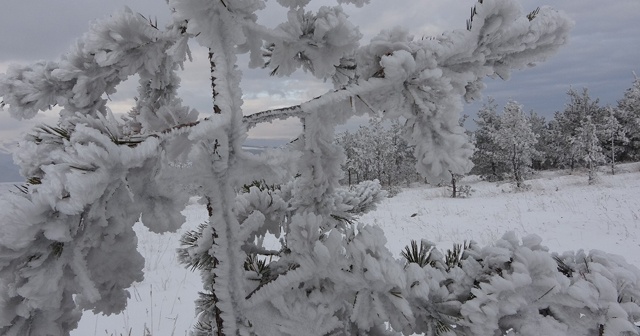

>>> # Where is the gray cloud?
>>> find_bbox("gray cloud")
[463,0,640,123]
[0,1,171,61]
[0,0,638,142]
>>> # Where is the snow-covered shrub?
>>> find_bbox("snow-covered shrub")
[396,232,640,336]
[7,0,629,335]
[445,172,474,198]
[385,185,402,198]
[456,184,474,198]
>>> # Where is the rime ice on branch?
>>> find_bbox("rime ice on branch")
[13,1,640,336]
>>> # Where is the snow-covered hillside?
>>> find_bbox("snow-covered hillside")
[7,163,630,335]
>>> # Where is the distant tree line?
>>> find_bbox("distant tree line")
[472,79,639,185]
[337,76,640,188]
[336,118,417,188]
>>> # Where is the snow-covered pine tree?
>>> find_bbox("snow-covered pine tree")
[576,116,606,184]
[336,131,358,186]
[493,100,539,189]
[528,110,551,170]
[9,1,640,336]
[545,116,563,169]
[552,88,606,172]
[616,74,640,162]
[389,119,418,187]
[471,97,508,181]
[365,117,393,185]
[448,115,473,198]
[601,107,628,175]
[353,125,376,182]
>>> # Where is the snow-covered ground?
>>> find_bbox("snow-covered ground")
[364,163,640,266]
[73,205,209,336]
[4,163,640,335]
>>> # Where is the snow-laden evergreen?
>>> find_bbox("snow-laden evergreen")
[616,75,640,162]
[493,100,539,188]
[600,107,628,175]
[11,1,640,335]
[471,97,508,181]
[526,110,550,170]
[575,116,606,184]
[548,88,608,172]
[471,86,639,177]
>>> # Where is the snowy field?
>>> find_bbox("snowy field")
[3,163,640,335]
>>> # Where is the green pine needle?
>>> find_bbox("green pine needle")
[244,253,269,276]
[50,242,64,258]
[27,177,42,185]
[177,223,217,271]
[13,184,29,194]
[435,320,452,335]
[553,255,574,277]
[527,7,541,21]
[401,240,435,267]
[35,125,70,141]
[445,241,469,270]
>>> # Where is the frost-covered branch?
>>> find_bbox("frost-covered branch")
[245,0,573,181]
[0,8,186,122]
[0,122,187,335]
[243,105,305,129]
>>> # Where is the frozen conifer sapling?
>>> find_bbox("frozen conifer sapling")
[2,1,635,336]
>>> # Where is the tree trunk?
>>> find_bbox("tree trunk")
[588,157,596,184]
[611,136,615,175]
[451,172,457,198]
[205,198,225,336]
[491,160,497,181]
[207,48,226,336]
[570,157,575,173]
[201,21,248,335]
[512,144,521,188]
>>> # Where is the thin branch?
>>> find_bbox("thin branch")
[355,95,377,114]
[242,105,304,129]
[242,77,389,128]
[241,243,281,256]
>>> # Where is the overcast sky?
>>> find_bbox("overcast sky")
[0,0,638,146]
